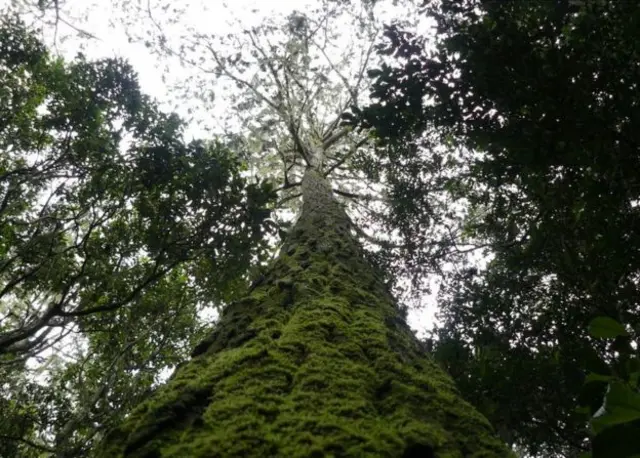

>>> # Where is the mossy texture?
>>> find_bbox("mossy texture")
[97,169,510,457]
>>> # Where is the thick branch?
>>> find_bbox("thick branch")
[0,435,55,454]
[0,296,63,354]
[324,137,368,177]
[275,181,302,193]
[59,261,178,317]
[277,193,302,207]
[354,225,405,250]
[322,127,351,151]
[333,188,382,202]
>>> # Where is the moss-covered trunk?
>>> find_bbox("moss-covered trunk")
[97,167,509,457]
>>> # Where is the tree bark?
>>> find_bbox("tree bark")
[96,166,510,457]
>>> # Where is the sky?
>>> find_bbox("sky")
[11,0,438,337]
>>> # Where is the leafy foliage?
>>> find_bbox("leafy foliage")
[15,0,640,454]
[111,1,430,277]
[583,317,640,458]
[358,0,640,456]
[0,16,275,455]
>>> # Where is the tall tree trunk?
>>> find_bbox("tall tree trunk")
[97,166,509,457]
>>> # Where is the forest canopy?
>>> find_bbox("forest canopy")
[1,0,639,457]
[357,1,640,456]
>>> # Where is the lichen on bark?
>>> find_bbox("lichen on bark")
[96,168,510,457]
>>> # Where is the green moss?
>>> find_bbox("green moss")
[97,171,511,458]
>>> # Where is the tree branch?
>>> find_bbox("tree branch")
[352,224,405,250]
[0,435,55,454]
[322,126,351,151]
[59,261,178,317]
[324,137,368,177]
[277,193,302,207]
[333,188,381,202]
[202,41,281,112]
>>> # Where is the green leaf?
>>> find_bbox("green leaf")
[586,373,614,384]
[591,382,640,434]
[592,420,640,458]
[589,317,629,339]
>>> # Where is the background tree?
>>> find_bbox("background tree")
[357,1,640,456]
[0,16,275,455]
